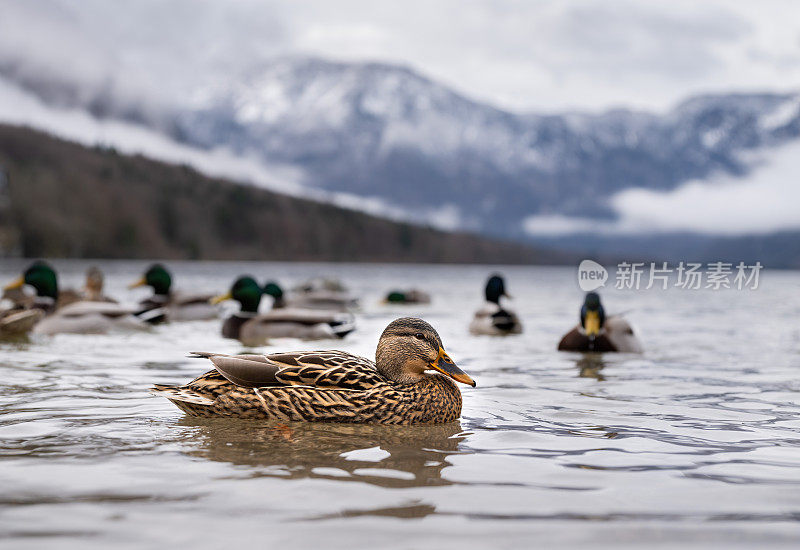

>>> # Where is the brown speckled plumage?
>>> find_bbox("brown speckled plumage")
[152,318,472,425]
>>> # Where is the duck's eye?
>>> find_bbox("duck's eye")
[414,332,425,340]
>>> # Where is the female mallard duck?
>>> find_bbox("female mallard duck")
[129,264,218,323]
[558,292,643,353]
[211,276,355,345]
[151,317,475,424]
[385,289,431,305]
[4,261,146,335]
[469,274,522,335]
[0,308,44,338]
[0,291,44,338]
[82,266,117,303]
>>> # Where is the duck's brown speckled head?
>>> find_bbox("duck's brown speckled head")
[376,317,476,387]
[85,267,104,295]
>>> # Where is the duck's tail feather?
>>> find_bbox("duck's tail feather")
[150,384,215,406]
[188,351,219,359]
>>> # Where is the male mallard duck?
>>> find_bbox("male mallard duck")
[129,264,218,323]
[469,274,522,335]
[262,281,286,308]
[385,289,431,305]
[558,292,643,353]
[4,261,146,335]
[151,317,475,424]
[211,276,355,345]
[5,261,60,314]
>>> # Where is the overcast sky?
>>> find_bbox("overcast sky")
[2,0,800,113]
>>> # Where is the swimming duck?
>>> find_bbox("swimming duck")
[82,266,117,303]
[3,261,146,335]
[0,293,44,338]
[385,289,431,305]
[151,317,475,424]
[4,261,59,314]
[469,274,523,335]
[262,281,286,308]
[0,308,44,338]
[289,278,359,311]
[212,276,355,345]
[129,264,218,323]
[557,292,643,353]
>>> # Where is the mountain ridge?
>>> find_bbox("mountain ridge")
[1,56,799,241]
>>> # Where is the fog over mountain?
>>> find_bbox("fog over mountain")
[2,0,800,264]
[2,56,799,240]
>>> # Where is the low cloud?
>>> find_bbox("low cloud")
[523,141,800,237]
[0,76,466,231]
[1,0,799,113]
[610,142,800,235]
[0,76,306,196]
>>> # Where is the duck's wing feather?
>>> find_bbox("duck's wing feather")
[257,309,352,325]
[188,350,383,391]
[172,291,216,307]
[56,301,138,318]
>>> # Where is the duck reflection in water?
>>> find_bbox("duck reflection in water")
[576,354,608,381]
[175,418,466,491]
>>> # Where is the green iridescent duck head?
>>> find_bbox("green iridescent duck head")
[129,264,172,295]
[262,281,285,308]
[211,276,263,313]
[4,261,59,299]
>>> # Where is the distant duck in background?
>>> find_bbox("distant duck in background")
[288,278,359,311]
[4,261,145,335]
[82,266,117,303]
[469,274,523,336]
[557,292,643,353]
[4,261,58,314]
[0,307,43,338]
[2,261,82,311]
[129,264,219,324]
[1,279,43,338]
[212,277,355,345]
[262,281,286,308]
[385,289,431,305]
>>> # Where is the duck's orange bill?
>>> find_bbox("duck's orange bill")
[429,347,476,387]
[3,276,25,291]
[128,277,147,290]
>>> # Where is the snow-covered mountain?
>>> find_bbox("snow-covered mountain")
[176,58,800,238]
[2,56,800,240]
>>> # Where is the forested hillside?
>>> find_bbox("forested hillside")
[0,124,564,263]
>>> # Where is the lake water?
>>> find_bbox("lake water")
[1,260,799,549]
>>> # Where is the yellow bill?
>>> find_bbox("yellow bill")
[128,277,147,289]
[584,310,601,338]
[428,347,476,387]
[210,291,233,305]
[3,275,25,291]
